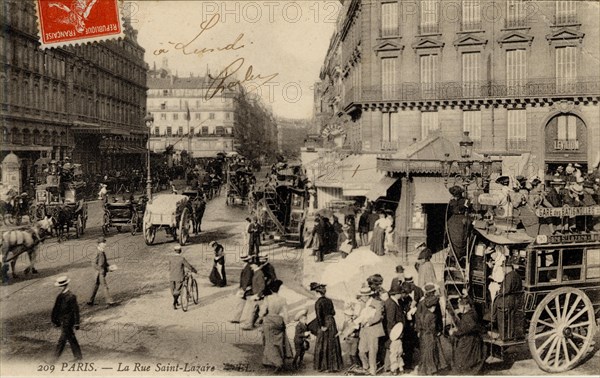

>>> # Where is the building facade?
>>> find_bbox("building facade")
[276,117,310,159]
[1,0,148,185]
[315,0,600,253]
[147,64,279,162]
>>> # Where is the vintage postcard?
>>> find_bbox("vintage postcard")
[1,0,599,377]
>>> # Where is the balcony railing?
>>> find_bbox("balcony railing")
[554,13,578,25]
[506,138,528,151]
[505,17,527,28]
[461,20,482,32]
[352,77,599,103]
[419,23,439,35]
[380,140,400,151]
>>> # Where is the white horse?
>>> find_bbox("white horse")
[1,217,53,282]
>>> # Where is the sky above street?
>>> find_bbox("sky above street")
[128,0,339,119]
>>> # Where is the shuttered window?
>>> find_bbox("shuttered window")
[381,2,399,37]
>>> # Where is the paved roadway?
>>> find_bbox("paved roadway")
[1,192,598,376]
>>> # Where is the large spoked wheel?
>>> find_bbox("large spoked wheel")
[180,284,189,312]
[528,287,596,373]
[178,208,191,246]
[75,215,83,238]
[102,212,110,236]
[143,212,156,245]
[191,277,199,304]
[131,212,139,236]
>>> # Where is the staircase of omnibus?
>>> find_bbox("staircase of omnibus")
[260,185,285,237]
[442,241,470,327]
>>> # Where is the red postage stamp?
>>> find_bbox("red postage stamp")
[36,0,124,48]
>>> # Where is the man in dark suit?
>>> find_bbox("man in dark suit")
[168,245,197,310]
[247,216,262,257]
[52,276,82,361]
[230,254,253,323]
[88,237,114,306]
[390,265,405,291]
[383,281,406,372]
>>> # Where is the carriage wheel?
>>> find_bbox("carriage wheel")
[75,215,83,239]
[178,208,190,246]
[131,212,139,236]
[29,206,37,222]
[102,213,110,236]
[528,287,596,373]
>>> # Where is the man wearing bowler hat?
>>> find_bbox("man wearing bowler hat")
[383,281,406,373]
[52,276,82,361]
[88,236,115,306]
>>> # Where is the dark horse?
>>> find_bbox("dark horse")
[191,196,206,234]
[50,205,74,242]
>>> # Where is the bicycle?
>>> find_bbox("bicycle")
[180,270,199,312]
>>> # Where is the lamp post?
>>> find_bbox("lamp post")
[144,112,154,200]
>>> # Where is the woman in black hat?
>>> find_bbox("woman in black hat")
[417,296,449,375]
[446,185,470,264]
[208,241,227,287]
[311,282,343,372]
[449,296,485,375]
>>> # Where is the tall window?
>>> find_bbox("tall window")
[556,114,577,141]
[381,2,399,37]
[154,126,159,136]
[381,57,397,99]
[506,0,526,28]
[173,113,179,120]
[420,0,438,34]
[556,46,576,92]
[195,113,201,120]
[420,54,438,98]
[507,49,527,95]
[160,113,166,120]
[462,0,481,31]
[178,126,184,135]
[166,126,172,136]
[556,0,576,25]
[462,52,480,97]
[209,113,215,120]
[201,126,209,135]
[463,111,482,142]
[421,111,439,139]
[507,109,527,149]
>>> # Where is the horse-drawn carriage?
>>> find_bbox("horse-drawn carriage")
[142,194,193,246]
[30,178,88,240]
[443,192,600,372]
[226,168,253,206]
[102,197,146,236]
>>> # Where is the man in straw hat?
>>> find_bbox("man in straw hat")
[88,236,115,306]
[355,285,385,376]
[51,276,82,361]
[449,296,485,375]
[168,245,197,310]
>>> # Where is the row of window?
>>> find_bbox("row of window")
[381,0,578,36]
[153,126,232,136]
[380,47,577,90]
[156,112,231,121]
[381,111,578,146]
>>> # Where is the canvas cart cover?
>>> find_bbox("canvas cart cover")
[146,194,188,214]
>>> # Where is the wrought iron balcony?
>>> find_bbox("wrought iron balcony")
[554,13,578,26]
[419,23,439,35]
[354,77,599,103]
[461,20,482,32]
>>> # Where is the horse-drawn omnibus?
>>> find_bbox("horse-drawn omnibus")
[444,193,599,373]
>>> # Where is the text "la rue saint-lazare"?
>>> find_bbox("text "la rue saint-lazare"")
[153,13,278,101]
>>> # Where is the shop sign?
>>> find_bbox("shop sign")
[535,206,600,218]
[536,233,600,245]
[553,139,579,150]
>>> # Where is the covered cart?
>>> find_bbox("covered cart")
[142,194,193,246]
[102,198,146,236]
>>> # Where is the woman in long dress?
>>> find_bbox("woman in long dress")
[208,241,227,287]
[258,279,292,371]
[311,282,344,372]
[446,186,470,262]
[417,296,448,375]
[370,212,387,256]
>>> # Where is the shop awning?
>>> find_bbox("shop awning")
[413,179,452,204]
[365,176,397,201]
[0,144,53,152]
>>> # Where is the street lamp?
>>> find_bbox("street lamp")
[144,112,154,201]
[459,131,473,159]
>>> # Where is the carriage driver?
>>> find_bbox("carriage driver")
[168,245,197,310]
